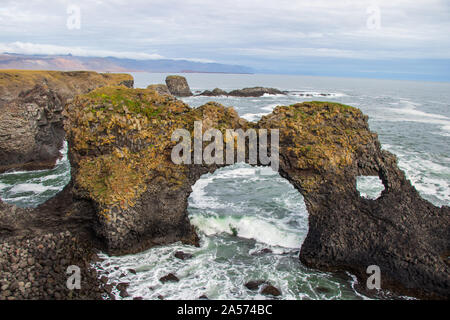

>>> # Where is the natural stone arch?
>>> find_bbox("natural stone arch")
[61,86,449,299]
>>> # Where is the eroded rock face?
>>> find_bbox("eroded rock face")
[0,70,134,173]
[165,75,193,97]
[62,87,449,299]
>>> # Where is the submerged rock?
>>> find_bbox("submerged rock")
[165,75,193,97]
[159,273,179,283]
[251,248,273,256]
[174,251,193,260]
[245,280,269,291]
[199,88,228,96]
[260,285,282,296]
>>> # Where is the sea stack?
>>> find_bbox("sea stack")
[165,75,193,97]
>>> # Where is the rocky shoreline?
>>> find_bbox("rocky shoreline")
[0,73,449,300]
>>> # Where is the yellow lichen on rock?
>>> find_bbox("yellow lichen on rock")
[65,86,197,216]
[258,101,373,192]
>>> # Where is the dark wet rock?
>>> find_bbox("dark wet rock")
[174,251,193,260]
[198,87,284,97]
[228,87,284,97]
[165,75,193,97]
[133,296,144,300]
[198,294,209,300]
[116,282,129,292]
[0,70,133,173]
[159,273,179,283]
[147,84,171,96]
[260,285,282,296]
[251,248,273,256]
[128,269,137,274]
[157,295,164,300]
[119,289,130,298]
[245,280,269,291]
[199,88,228,96]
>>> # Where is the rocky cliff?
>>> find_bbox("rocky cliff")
[0,70,134,173]
[0,85,448,300]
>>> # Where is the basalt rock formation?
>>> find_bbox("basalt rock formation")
[61,87,449,299]
[0,85,448,300]
[165,75,193,97]
[0,70,133,173]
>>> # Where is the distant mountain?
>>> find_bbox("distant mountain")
[0,53,254,74]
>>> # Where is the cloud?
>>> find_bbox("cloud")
[0,0,449,76]
[0,41,216,62]
[0,42,164,60]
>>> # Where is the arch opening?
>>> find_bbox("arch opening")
[188,163,308,249]
[356,175,385,200]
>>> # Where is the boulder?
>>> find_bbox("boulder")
[245,280,269,291]
[261,285,282,296]
[159,273,179,283]
[165,75,193,97]
[174,251,193,260]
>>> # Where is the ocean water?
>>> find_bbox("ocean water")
[1,73,449,300]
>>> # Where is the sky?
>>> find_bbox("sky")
[1,0,450,81]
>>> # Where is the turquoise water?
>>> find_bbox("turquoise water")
[1,73,449,300]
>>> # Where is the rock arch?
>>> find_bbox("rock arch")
[61,87,450,299]
[2,86,447,299]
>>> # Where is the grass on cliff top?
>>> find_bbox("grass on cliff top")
[83,86,190,119]
[0,70,132,88]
